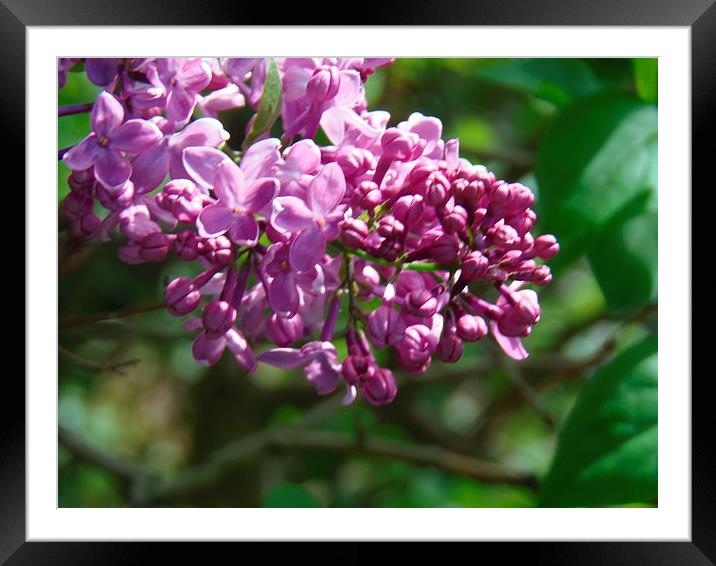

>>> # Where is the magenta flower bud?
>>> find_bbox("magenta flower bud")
[266,313,303,347]
[488,221,520,248]
[165,277,201,316]
[436,333,463,363]
[534,234,560,260]
[202,299,237,339]
[72,213,101,239]
[472,207,488,227]
[367,305,406,348]
[199,236,232,266]
[362,368,398,406]
[429,234,460,264]
[68,167,95,189]
[340,218,369,249]
[405,288,438,318]
[490,180,510,207]
[532,265,553,286]
[462,181,486,207]
[460,250,490,281]
[306,65,341,103]
[157,179,207,224]
[392,195,425,227]
[380,128,421,161]
[173,230,200,261]
[503,183,535,216]
[139,232,171,263]
[336,147,374,178]
[342,350,376,386]
[351,181,383,212]
[508,209,537,236]
[512,295,540,326]
[378,216,405,238]
[442,205,468,234]
[456,314,488,342]
[377,238,403,263]
[62,191,94,221]
[426,172,451,206]
[96,182,135,211]
[406,159,438,186]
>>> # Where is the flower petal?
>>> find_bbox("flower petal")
[307,162,345,217]
[130,140,169,193]
[197,203,233,237]
[182,146,231,191]
[290,225,325,273]
[225,328,256,374]
[490,321,529,360]
[176,58,211,91]
[213,160,246,207]
[63,135,98,170]
[85,58,121,86]
[240,138,281,180]
[110,119,163,154]
[94,148,131,189]
[333,70,362,107]
[166,87,198,125]
[257,347,306,369]
[268,271,300,316]
[283,139,321,176]
[192,332,226,366]
[271,196,313,232]
[228,214,259,246]
[170,117,229,157]
[242,177,278,213]
[91,91,124,138]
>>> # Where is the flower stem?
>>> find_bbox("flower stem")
[59,102,93,117]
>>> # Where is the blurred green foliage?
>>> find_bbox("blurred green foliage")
[58,58,657,509]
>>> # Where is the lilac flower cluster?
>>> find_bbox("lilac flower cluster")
[60,57,558,406]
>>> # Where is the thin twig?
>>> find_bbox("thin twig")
[58,345,140,375]
[58,102,94,117]
[493,346,558,429]
[156,427,536,502]
[58,425,158,505]
[59,302,166,329]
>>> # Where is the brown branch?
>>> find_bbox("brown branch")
[59,302,166,329]
[58,425,159,505]
[155,427,536,503]
[496,354,558,430]
[58,345,140,375]
[468,301,659,445]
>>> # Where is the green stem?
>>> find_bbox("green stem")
[330,242,444,272]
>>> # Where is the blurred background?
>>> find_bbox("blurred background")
[58,58,658,508]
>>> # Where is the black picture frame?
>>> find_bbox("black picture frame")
[6,1,705,563]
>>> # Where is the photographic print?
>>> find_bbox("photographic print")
[57,56,657,510]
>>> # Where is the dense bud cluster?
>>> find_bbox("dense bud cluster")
[59,57,558,406]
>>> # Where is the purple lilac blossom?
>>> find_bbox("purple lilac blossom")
[59,57,558,406]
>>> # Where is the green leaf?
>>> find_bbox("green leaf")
[242,58,282,151]
[633,59,658,104]
[588,211,658,311]
[263,483,322,508]
[535,92,657,269]
[478,59,601,106]
[539,335,657,507]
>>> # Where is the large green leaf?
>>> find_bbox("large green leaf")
[263,483,322,508]
[539,335,657,507]
[478,59,601,106]
[535,92,657,269]
[633,59,658,104]
[242,57,282,150]
[588,211,658,311]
